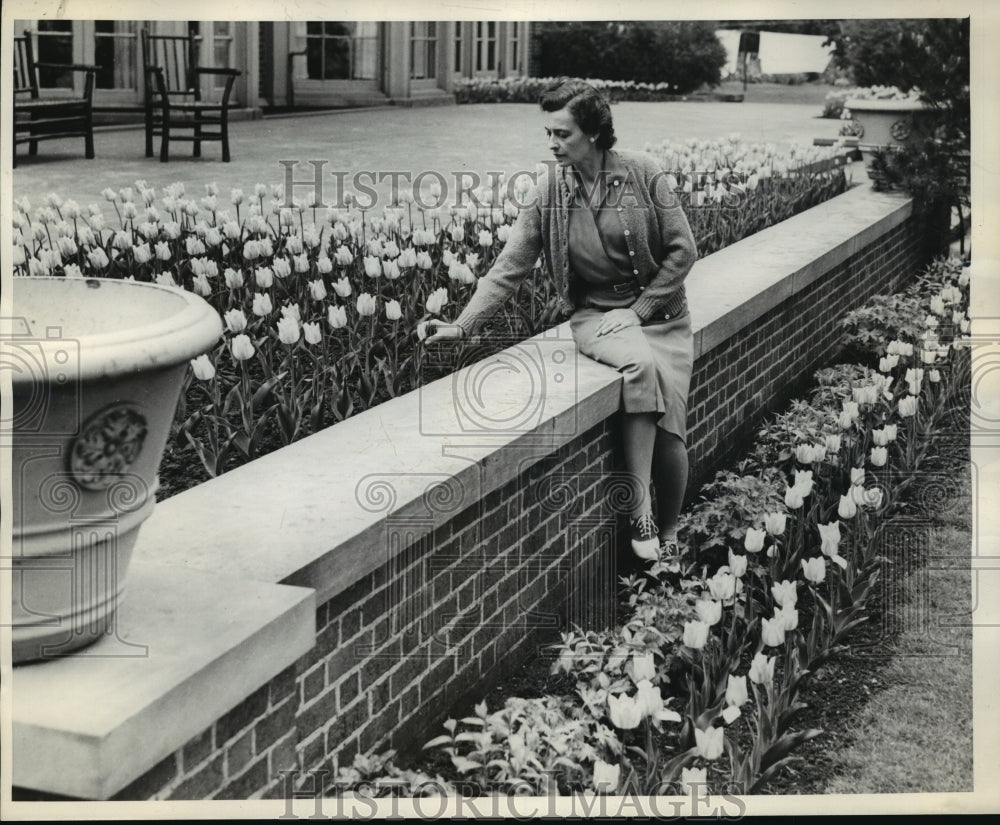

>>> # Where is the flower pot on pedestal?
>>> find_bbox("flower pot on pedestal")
[843,98,929,165]
[6,276,222,664]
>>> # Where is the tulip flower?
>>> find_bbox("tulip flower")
[744,526,766,553]
[629,651,656,683]
[825,434,842,454]
[381,259,400,280]
[635,680,679,723]
[741,659,772,701]
[332,277,352,298]
[192,273,212,297]
[273,257,292,279]
[849,467,865,486]
[683,620,710,650]
[224,308,247,334]
[801,556,826,584]
[385,300,403,321]
[607,693,642,730]
[784,486,804,510]
[231,334,255,361]
[327,305,347,329]
[817,521,841,554]
[308,280,328,301]
[696,599,722,626]
[64,264,83,278]
[416,250,433,270]
[870,446,888,467]
[929,369,941,383]
[128,242,150,264]
[255,266,274,288]
[155,272,177,287]
[87,247,110,269]
[761,617,786,647]
[898,395,919,417]
[478,229,493,248]
[190,354,215,381]
[277,316,300,345]
[764,512,787,536]
[593,760,620,794]
[871,428,889,447]
[725,674,748,707]
[838,493,857,519]
[681,767,708,798]
[333,246,354,266]
[252,293,273,317]
[771,579,798,608]
[905,368,924,395]
[727,550,748,578]
[775,604,799,632]
[793,469,814,496]
[224,267,244,289]
[426,287,449,315]
[356,293,377,317]
[302,322,322,345]
[694,726,725,760]
[708,570,736,603]
[884,423,898,441]
[838,410,857,430]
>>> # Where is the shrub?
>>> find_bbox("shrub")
[533,22,727,94]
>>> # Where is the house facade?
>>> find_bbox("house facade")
[15,19,531,115]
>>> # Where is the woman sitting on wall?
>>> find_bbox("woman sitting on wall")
[422,78,698,560]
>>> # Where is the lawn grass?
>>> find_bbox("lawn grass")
[713,79,838,109]
[819,482,973,794]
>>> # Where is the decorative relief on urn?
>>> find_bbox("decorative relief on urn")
[69,403,148,490]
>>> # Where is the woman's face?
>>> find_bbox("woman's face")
[544,106,598,168]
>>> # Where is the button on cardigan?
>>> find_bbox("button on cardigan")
[453,148,698,335]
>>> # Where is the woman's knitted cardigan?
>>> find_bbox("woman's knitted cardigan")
[453,148,697,335]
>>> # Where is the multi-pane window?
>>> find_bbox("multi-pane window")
[474,21,497,73]
[510,22,523,74]
[94,20,138,90]
[410,21,437,80]
[211,21,234,89]
[453,21,463,75]
[305,21,378,80]
[34,21,74,88]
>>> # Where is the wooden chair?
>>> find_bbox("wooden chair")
[13,31,99,168]
[141,28,241,162]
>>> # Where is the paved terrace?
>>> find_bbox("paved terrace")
[12,99,845,208]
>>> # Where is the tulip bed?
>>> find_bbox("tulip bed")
[820,84,923,119]
[326,255,972,798]
[12,138,848,493]
[455,76,693,104]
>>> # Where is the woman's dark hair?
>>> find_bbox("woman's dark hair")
[538,78,617,150]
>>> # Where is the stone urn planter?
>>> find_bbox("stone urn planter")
[843,97,930,164]
[6,276,222,663]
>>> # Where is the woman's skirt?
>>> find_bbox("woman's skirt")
[569,304,693,443]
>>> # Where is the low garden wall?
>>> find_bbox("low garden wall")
[12,176,930,801]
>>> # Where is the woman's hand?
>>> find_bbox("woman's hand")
[595,308,641,337]
[420,319,467,344]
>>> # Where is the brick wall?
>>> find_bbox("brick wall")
[686,214,925,488]
[21,199,933,804]
[109,417,623,800]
